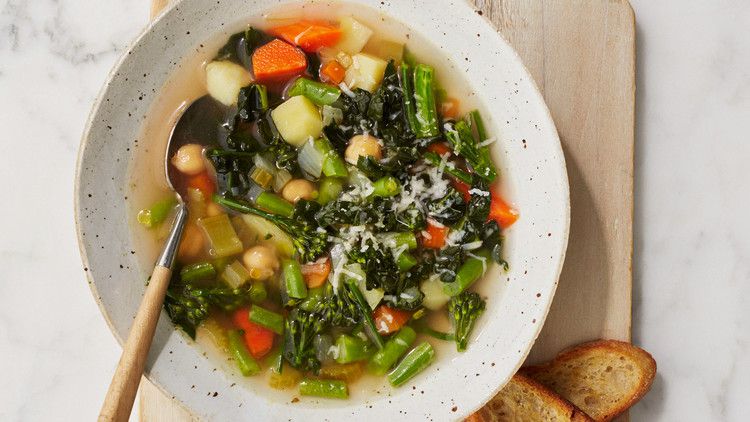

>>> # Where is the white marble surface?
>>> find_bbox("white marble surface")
[0,0,747,420]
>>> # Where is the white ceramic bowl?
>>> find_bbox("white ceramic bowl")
[75,0,569,420]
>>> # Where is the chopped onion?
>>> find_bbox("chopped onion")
[297,137,324,178]
[461,240,484,250]
[339,82,356,98]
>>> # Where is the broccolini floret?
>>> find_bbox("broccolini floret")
[447,291,487,352]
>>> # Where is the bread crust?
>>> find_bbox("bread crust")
[522,340,656,422]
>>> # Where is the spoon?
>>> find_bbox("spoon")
[98,95,225,422]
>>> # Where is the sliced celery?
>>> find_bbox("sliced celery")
[220,260,251,288]
[197,214,243,258]
[137,196,177,228]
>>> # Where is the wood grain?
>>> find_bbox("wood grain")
[99,266,173,422]
[140,0,635,420]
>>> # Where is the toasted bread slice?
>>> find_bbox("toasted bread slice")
[522,340,656,422]
[466,373,593,422]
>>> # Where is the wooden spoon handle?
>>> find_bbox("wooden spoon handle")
[98,265,173,422]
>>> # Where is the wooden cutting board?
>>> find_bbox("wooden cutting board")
[139,0,635,420]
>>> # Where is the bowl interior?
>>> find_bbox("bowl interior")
[75,0,569,420]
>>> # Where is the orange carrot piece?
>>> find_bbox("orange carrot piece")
[488,193,519,228]
[320,60,346,84]
[232,308,252,330]
[242,321,275,359]
[421,219,450,249]
[301,257,331,288]
[187,171,215,199]
[269,20,342,53]
[373,305,411,335]
[451,179,472,202]
[252,39,307,83]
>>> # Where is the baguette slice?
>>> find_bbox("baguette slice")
[466,373,593,422]
[522,340,656,422]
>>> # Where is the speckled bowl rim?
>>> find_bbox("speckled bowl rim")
[75,0,570,420]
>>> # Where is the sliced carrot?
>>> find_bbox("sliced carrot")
[320,60,346,84]
[242,321,275,359]
[231,308,274,359]
[252,39,307,83]
[440,97,460,118]
[421,219,450,249]
[187,171,215,199]
[426,142,452,156]
[301,257,331,288]
[268,20,342,53]
[488,193,519,228]
[373,305,411,335]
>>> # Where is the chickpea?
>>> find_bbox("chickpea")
[281,179,317,204]
[242,245,279,281]
[345,134,382,165]
[171,143,206,176]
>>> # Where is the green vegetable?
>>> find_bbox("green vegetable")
[249,305,285,335]
[381,232,418,250]
[283,309,324,372]
[179,262,216,283]
[387,342,435,386]
[219,260,251,289]
[283,259,308,300]
[137,197,177,228]
[444,119,497,182]
[228,329,261,376]
[214,195,328,263]
[344,280,385,349]
[335,334,373,363]
[256,191,294,217]
[299,379,348,399]
[413,64,440,138]
[400,61,419,135]
[288,77,342,106]
[317,177,344,205]
[315,137,349,178]
[448,291,486,352]
[443,249,491,296]
[396,252,418,272]
[370,176,401,198]
[196,214,244,258]
[368,326,417,375]
[423,151,473,185]
[426,186,466,225]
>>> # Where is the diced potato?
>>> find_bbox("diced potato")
[205,60,252,106]
[344,53,388,93]
[420,275,452,310]
[271,96,323,146]
[335,17,373,54]
[363,38,404,64]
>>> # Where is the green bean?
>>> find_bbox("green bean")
[413,64,439,138]
[315,137,349,178]
[382,232,418,250]
[368,326,417,375]
[249,305,284,334]
[256,191,294,217]
[387,341,435,387]
[179,262,216,283]
[370,176,401,198]
[283,259,307,300]
[396,252,418,272]
[335,334,373,364]
[288,77,341,106]
[299,379,348,399]
[443,249,491,296]
[228,330,261,376]
[400,61,420,134]
[317,177,344,205]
